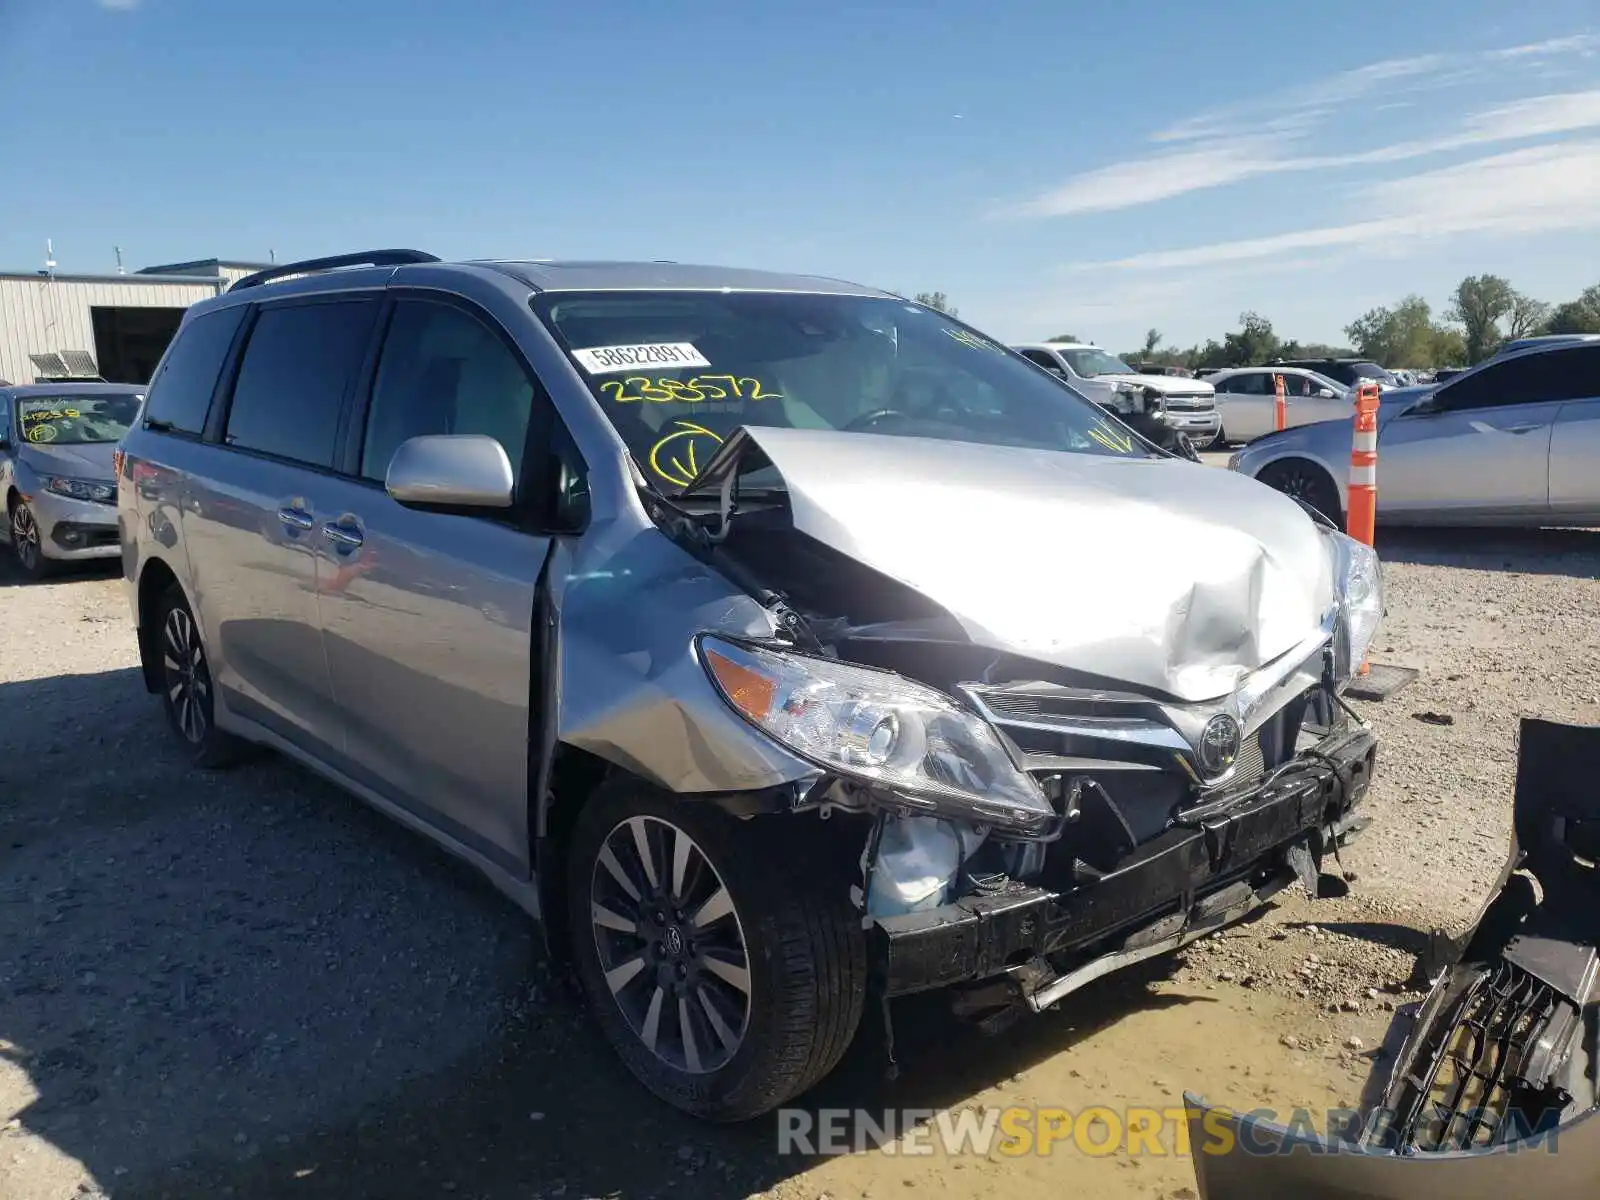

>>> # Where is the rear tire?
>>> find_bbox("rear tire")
[153,583,246,768]
[1257,458,1343,526]
[566,781,865,1121]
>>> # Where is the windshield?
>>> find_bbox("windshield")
[534,291,1153,493]
[16,394,141,446]
[1348,362,1398,385]
[1059,347,1137,378]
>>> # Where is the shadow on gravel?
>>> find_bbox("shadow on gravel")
[1283,920,1431,958]
[1374,526,1600,579]
[1,661,1202,1200]
[112,960,1200,1200]
[0,550,122,589]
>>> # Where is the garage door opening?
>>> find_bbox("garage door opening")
[91,306,185,384]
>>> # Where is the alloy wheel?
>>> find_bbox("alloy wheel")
[162,606,210,744]
[10,504,40,572]
[589,815,752,1074]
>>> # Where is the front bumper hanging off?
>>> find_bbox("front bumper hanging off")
[868,722,1377,1009]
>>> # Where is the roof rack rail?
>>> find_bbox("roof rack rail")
[228,249,441,293]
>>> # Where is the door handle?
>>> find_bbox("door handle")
[277,507,314,530]
[322,521,364,549]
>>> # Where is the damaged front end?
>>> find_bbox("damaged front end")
[1185,718,1600,1200]
[672,425,1382,1026]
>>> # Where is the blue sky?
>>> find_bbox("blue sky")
[2,0,1598,352]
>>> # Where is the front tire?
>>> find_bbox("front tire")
[154,583,245,768]
[1257,458,1343,526]
[567,782,865,1121]
[8,499,51,580]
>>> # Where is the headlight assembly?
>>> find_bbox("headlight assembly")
[44,476,116,504]
[1322,529,1383,683]
[698,636,1053,834]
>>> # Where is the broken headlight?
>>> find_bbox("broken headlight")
[698,636,1053,834]
[1323,528,1383,682]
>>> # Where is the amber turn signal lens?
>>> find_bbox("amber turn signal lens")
[703,646,777,722]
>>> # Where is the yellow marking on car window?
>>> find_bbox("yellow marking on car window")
[1088,419,1136,455]
[944,328,1003,352]
[601,376,783,404]
[649,420,724,487]
[26,424,58,443]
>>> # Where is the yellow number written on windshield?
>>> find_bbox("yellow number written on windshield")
[600,375,784,404]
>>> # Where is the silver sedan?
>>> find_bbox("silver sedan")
[1229,342,1600,526]
[1205,366,1351,444]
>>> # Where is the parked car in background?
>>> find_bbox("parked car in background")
[1493,333,1600,359]
[1205,367,1350,445]
[1131,363,1195,378]
[1011,342,1221,447]
[1230,341,1600,526]
[1,382,142,578]
[1270,357,1399,391]
[117,249,1381,1121]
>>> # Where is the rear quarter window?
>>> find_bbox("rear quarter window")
[142,305,247,436]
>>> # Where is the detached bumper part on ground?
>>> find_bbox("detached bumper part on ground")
[869,721,1377,1013]
[1185,717,1600,1199]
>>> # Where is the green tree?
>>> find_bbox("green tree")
[1047,333,1081,343]
[1344,295,1442,367]
[1278,340,1357,359]
[1141,328,1162,357]
[912,291,957,316]
[1507,291,1551,339]
[1429,325,1468,366]
[1449,274,1515,362]
[1193,338,1229,370]
[1544,283,1600,334]
[1221,311,1280,367]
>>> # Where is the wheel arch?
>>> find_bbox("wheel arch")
[533,743,614,971]
[1252,453,1347,526]
[135,556,185,694]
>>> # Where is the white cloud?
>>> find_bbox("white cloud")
[1001,85,1600,219]
[1001,33,1600,219]
[98,0,140,9]
[1492,33,1600,59]
[1080,141,1600,272]
[998,136,1285,219]
[1151,52,1453,144]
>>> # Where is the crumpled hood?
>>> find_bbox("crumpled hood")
[20,441,116,480]
[703,427,1335,703]
[1097,372,1214,396]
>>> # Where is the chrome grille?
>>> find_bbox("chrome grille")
[1161,394,1216,411]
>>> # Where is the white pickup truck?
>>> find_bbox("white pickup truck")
[1012,342,1222,449]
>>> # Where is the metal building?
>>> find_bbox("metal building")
[0,258,269,386]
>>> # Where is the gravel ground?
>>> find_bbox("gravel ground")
[1,520,1597,1200]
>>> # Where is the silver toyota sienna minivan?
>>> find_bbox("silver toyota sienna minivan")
[117,250,1383,1121]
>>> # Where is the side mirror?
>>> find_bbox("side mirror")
[386,434,515,510]
[1315,388,1336,399]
